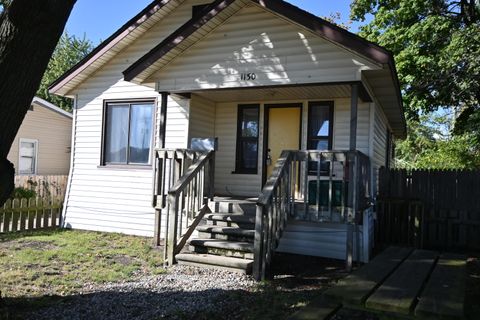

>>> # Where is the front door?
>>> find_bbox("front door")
[265,104,301,179]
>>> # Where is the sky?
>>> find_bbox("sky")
[65,0,369,45]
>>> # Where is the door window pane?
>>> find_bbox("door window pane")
[129,104,153,164]
[309,107,331,137]
[241,109,259,137]
[104,105,129,164]
[242,141,258,169]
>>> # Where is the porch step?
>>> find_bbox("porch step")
[189,239,254,259]
[197,225,255,242]
[208,197,257,215]
[204,213,255,228]
[176,253,253,274]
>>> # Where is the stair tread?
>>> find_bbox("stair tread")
[176,253,253,269]
[204,213,255,223]
[190,239,254,252]
[197,225,255,236]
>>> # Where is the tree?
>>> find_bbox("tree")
[351,0,480,168]
[37,32,93,112]
[396,113,480,169]
[0,0,77,206]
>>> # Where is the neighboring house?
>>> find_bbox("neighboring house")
[49,0,405,274]
[7,96,72,176]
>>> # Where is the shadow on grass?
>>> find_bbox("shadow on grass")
[0,228,69,242]
[0,253,346,320]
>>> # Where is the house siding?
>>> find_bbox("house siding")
[7,104,72,175]
[154,5,379,92]
[372,103,389,196]
[64,0,208,237]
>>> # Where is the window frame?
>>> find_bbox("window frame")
[307,101,334,175]
[235,104,260,175]
[101,99,156,167]
[18,138,39,175]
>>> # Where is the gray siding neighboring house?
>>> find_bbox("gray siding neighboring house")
[7,97,72,176]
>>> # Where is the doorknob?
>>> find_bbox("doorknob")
[266,149,272,166]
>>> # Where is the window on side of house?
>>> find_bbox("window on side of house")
[235,104,260,174]
[103,101,155,166]
[19,138,38,175]
[307,101,334,174]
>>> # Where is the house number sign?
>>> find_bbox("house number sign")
[240,73,257,81]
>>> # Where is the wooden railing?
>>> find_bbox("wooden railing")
[152,149,215,266]
[253,150,371,280]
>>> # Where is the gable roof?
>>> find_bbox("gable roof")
[49,0,179,96]
[32,97,73,119]
[123,0,393,82]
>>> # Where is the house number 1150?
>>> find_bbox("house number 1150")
[240,73,257,81]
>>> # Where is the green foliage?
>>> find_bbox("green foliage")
[395,113,480,169]
[10,187,36,199]
[36,32,93,112]
[351,0,480,169]
[351,0,480,119]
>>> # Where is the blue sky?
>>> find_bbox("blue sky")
[66,0,368,44]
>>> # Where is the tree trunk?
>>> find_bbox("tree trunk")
[0,0,76,206]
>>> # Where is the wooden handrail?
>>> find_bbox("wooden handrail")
[253,149,371,280]
[168,151,214,195]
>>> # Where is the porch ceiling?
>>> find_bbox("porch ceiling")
[182,83,366,103]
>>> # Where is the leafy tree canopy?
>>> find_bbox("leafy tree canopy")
[351,0,480,168]
[37,32,93,112]
[396,113,480,169]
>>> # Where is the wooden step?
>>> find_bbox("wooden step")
[209,197,257,215]
[197,225,254,242]
[176,253,253,274]
[415,253,466,319]
[204,213,255,228]
[189,239,254,259]
[366,249,439,315]
[325,247,413,306]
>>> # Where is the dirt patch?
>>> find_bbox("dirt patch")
[0,240,58,251]
[112,255,135,266]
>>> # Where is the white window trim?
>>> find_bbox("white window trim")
[18,138,39,175]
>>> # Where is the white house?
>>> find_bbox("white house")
[50,0,405,276]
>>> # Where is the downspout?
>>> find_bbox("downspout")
[60,94,77,227]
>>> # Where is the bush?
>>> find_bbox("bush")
[11,187,37,199]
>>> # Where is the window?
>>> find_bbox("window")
[103,101,155,166]
[18,139,38,175]
[307,101,334,174]
[235,105,260,174]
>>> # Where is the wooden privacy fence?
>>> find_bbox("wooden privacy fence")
[377,168,480,251]
[14,175,68,201]
[0,198,62,233]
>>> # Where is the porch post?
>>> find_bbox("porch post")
[160,92,169,148]
[346,84,359,272]
[153,92,169,247]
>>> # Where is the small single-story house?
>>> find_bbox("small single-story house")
[50,0,405,275]
[7,96,72,176]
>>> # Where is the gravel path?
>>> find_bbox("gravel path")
[25,266,257,320]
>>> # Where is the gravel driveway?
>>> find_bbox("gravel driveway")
[23,266,257,320]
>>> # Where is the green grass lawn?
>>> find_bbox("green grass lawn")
[0,229,164,298]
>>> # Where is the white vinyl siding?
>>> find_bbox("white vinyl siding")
[188,94,216,144]
[372,103,389,196]
[154,5,379,92]
[64,0,209,237]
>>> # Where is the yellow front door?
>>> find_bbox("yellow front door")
[266,106,301,178]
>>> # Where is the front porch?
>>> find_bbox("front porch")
[152,148,372,280]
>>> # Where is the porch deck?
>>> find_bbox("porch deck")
[292,247,466,319]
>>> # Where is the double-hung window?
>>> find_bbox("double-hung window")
[307,101,334,174]
[18,139,38,175]
[235,105,260,174]
[103,101,155,166]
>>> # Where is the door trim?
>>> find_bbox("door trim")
[262,103,303,186]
